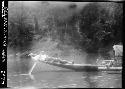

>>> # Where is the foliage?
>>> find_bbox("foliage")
[8,2,34,52]
[8,2,123,54]
[77,2,123,53]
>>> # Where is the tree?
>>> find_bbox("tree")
[8,2,34,53]
[76,2,123,53]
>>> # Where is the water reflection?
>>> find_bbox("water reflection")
[84,72,99,88]
[8,71,122,88]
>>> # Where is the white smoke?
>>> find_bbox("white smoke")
[113,45,123,56]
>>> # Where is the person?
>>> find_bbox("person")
[105,60,114,68]
[59,60,68,64]
[29,53,40,61]
[39,54,48,61]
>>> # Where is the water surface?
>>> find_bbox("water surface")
[7,71,122,88]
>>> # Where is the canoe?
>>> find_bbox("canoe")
[42,61,122,72]
[98,66,122,71]
[27,60,122,74]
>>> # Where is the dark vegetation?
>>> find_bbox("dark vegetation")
[78,2,123,53]
[8,2,123,55]
[8,3,34,53]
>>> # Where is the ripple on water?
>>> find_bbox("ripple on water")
[13,86,38,89]
[58,84,77,88]
[8,71,122,88]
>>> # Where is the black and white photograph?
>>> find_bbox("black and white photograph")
[7,1,123,88]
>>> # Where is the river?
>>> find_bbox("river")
[7,70,122,88]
